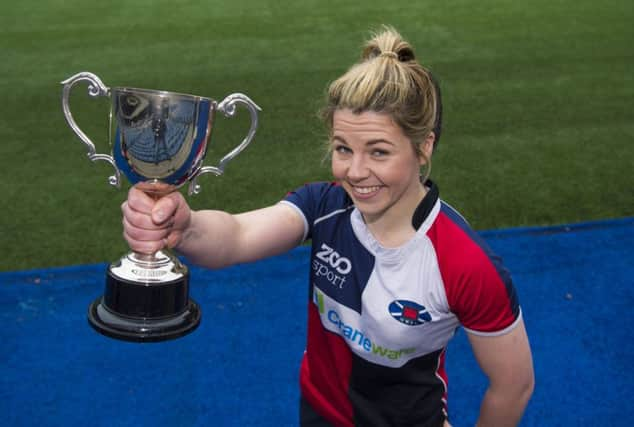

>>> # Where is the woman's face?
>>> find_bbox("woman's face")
[330,109,430,225]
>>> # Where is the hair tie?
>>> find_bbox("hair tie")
[379,51,398,60]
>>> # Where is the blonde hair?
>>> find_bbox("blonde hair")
[321,26,442,180]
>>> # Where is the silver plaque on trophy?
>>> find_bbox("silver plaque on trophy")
[61,72,260,342]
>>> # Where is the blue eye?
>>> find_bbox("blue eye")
[334,145,351,154]
[372,149,388,157]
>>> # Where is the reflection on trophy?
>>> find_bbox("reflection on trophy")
[61,72,260,342]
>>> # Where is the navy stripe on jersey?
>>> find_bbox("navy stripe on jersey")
[311,212,374,314]
[286,183,375,314]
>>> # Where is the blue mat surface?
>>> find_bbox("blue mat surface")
[1,218,633,426]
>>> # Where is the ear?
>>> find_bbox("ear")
[418,131,435,165]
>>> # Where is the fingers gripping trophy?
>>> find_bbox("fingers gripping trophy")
[61,72,261,342]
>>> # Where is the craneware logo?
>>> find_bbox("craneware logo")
[389,300,432,326]
[313,289,417,361]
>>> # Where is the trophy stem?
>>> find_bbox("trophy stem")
[137,180,176,199]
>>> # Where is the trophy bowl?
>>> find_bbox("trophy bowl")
[61,72,260,342]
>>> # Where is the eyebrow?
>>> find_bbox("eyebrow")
[331,135,347,144]
[331,135,395,146]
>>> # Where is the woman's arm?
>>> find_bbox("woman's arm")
[467,318,535,427]
[122,185,306,270]
[178,203,305,269]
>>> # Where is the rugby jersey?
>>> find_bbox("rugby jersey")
[281,181,521,427]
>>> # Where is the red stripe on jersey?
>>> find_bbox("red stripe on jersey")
[427,211,518,333]
[300,304,353,427]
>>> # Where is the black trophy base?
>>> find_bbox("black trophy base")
[87,257,201,342]
[88,297,201,342]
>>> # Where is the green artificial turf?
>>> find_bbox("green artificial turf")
[1,0,632,270]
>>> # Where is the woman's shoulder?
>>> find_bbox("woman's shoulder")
[428,201,500,272]
[283,181,352,223]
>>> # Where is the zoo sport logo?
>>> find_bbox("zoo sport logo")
[389,300,432,326]
[312,243,351,289]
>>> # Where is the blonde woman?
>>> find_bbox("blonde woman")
[122,27,534,427]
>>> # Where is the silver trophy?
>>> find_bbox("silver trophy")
[61,71,260,342]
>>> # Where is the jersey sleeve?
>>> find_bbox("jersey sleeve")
[431,208,521,336]
[280,182,342,242]
[448,249,521,336]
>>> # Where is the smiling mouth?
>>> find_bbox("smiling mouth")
[352,185,382,195]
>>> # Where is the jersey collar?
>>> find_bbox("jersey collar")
[412,180,439,230]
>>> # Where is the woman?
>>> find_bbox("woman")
[122,27,534,427]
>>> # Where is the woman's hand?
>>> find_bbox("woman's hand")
[121,184,191,254]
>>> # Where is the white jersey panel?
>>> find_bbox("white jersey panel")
[360,238,461,365]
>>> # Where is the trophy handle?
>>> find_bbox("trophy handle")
[61,72,121,188]
[188,93,261,195]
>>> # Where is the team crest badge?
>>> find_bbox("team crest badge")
[389,300,432,325]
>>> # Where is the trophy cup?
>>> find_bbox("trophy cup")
[61,71,260,342]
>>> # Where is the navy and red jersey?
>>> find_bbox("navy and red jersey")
[281,181,521,427]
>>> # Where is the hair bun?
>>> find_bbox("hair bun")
[362,26,417,63]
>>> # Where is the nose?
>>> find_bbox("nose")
[346,153,370,181]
